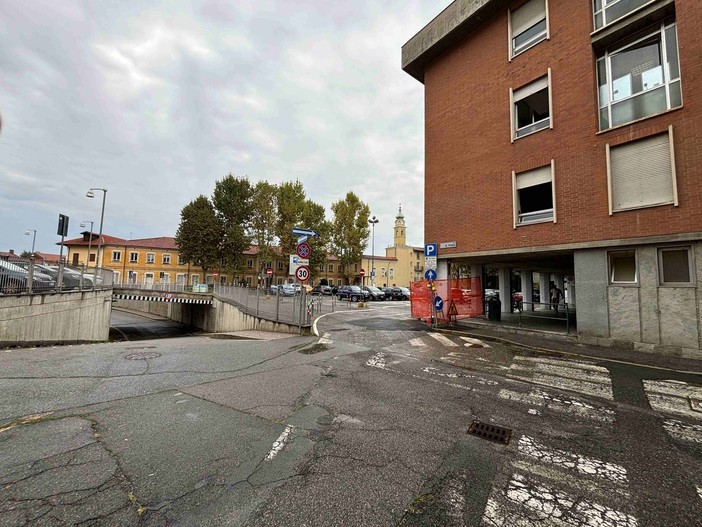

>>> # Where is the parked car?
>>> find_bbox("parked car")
[311,285,332,296]
[336,285,365,302]
[279,284,296,296]
[380,287,395,300]
[14,262,86,289]
[0,260,56,293]
[268,285,280,295]
[390,287,411,300]
[361,285,385,300]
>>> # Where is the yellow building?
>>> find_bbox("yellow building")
[373,207,425,287]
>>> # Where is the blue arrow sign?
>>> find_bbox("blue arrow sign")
[425,269,437,281]
[434,296,444,311]
[292,227,318,237]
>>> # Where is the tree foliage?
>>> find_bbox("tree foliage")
[175,196,221,272]
[331,192,371,281]
[275,180,306,257]
[250,181,278,272]
[212,174,253,271]
[301,199,332,281]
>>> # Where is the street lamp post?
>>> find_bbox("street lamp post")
[80,221,94,271]
[368,215,379,287]
[24,229,37,256]
[86,188,107,285]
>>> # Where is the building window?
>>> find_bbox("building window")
[511,72,551,140]
[159,272,170,284]
[381,267,386,277]
[176,273,187,284]
[607,128,677,214]
[144,272,154,285]
[129,252,138,263]
[146,253,155,264]
[191,275,200,285]
[658,246,694,285]
[337,279,342,286]
[112,251,121,262]
[247,259,253,268]
[513,162,555,226]
[278,261,284,270]
[178,255,185,265]
[277,277,283,285]
[328,264,334,272]
[509,0,548,57]
[246,276,252,286]
[221,258,227,267]
[609,250,637,284]
[597,23,681,130]
[163,254,171,265]
[338,264,343,273]
[319,264,324,272]
[89,253,96,263]
[128,271,137,284]
[593,0,656,31]
[389,268,394,279]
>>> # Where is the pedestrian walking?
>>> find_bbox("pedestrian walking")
[550,282,563,314]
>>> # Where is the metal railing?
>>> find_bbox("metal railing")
[515,301,573,335]
[0,259,114,295]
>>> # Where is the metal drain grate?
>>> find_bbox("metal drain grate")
[125,352,161,360]
[467,420,512,445]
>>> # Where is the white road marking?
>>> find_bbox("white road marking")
[498,388,615,422]
[662,419,702,444]
[422,366,499,386]
[318,332,333,344]
[482,473,638,527]
[409,338,427,347]
[509,356,614,401]
[460,336,491,348]
[697,485,702,501]
[518,436,628,484]
[366,352,387,369]
[428,332,459,347]
[265,425,293,461]
[643,380,702,420]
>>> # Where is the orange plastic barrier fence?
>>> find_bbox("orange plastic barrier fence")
[410,277,483,323]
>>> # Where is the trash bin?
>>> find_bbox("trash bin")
[487,296,501,321]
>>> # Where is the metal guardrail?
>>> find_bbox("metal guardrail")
[0,260,113,295]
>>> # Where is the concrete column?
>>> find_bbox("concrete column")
[498,267,510,313]
[539,273,550,310]
[521,270,534,311]
[566,276,576,308]
[437,259,449,280]
[470,264,482,281]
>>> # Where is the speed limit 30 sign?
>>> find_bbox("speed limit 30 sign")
[295,265,310,282]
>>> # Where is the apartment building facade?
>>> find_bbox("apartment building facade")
[403,0,702,354]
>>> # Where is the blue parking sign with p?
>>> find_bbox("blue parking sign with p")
[425,243,437,257]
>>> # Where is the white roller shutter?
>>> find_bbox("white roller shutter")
[512,0,546,36]
[516,164,552,189]
[610,132,674,212]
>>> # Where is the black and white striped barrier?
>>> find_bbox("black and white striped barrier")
[112,293,212,305]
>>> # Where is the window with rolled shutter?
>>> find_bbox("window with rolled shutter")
[608,129,676,213]
[510,0,547,56]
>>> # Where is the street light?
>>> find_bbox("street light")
[24,229,37,256]
[368,215,379,287]
[80,221,94,270]
[86,188,107,284]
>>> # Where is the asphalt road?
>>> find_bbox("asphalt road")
[109,308,194,341]
[1,301,701,526]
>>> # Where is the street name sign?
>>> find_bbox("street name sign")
[439,241,457,249]
[289,255,310,275]
[292,227,317,237]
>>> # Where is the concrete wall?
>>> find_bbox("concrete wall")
[574,243,702,358]
[0,290,112,346]
[113,295,305,335]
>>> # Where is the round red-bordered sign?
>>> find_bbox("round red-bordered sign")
[296,242,311,259]
[295,265,310,282]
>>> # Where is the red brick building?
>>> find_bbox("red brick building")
[403,0,702,355]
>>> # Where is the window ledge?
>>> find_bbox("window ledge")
[516,218,554,227]
[612,200,675,214]
[514,124,552,142]
[608,283,640,288]
[658,283,696,288]
[597,106,682,135]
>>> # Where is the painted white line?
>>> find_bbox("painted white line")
[644,380,702,420]
[513,356,610,373]
[428,332,458,347]
[317,332,333,345]
[498,388,615,422]
[518,436,628,484]
[460,336,490,348]
[697,485,702,501]
[265,425,293,461]
[508,360,614,400]
[409,338,427,347]
[482,473,638,527]
[662,419,702,444]
[422,366,499,386]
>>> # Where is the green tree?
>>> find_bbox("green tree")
[275,180,306,257]
[330,192,371,283]
[212,174,253,272]
[175,196,222,273]
[250,181,278,280]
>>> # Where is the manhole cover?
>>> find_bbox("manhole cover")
[467,420,512,445]
[125,352,161,360]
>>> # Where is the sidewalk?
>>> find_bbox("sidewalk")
[438,318,702,374]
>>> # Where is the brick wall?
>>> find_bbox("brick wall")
[424,0,702,254]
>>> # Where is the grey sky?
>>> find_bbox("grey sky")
[0,1,448,257]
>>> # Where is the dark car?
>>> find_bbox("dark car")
[311,285,332,296]
[390,287,411,300]
[380,287,395,300]
[336,285,364,302]
[15,262,85,289]
[361,285,385,300]
[0,260,56,293]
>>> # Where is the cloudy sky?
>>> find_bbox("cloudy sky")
[0,0,450,259]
